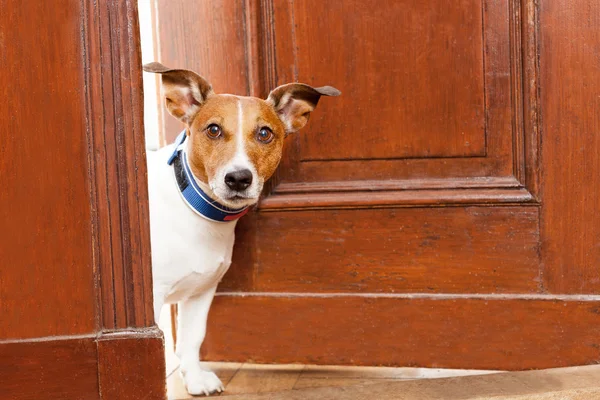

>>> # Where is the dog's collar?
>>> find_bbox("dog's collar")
[167,130,249,223]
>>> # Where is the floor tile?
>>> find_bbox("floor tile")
[167,362,242,399]
[166,369,190,400]
[223,363,305,395]
[215,365,600,400]
[294,377,400,390]
[302,364,501,379]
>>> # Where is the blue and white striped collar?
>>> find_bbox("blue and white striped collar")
[167,130,249,223]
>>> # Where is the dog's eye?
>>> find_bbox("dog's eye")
[206,124,222,139]
[256,127,274,144]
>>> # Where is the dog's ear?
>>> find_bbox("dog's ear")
[143,62,213,124]
[266,83,340,135]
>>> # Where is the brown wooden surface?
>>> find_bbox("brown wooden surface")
[155,0,251,142]
[84,0,154,330]
[258,188,535,209]
[284,0,487,160]
[271,0,529,193]
[0,0,96,340]
[0,330,165,400]
[223,207,540,294]
[540,0,600,293]
[97,329,166,400]
[152,0,600,371]
[204,295,600,370]
[1,0,164,398]
[0,337,99,400]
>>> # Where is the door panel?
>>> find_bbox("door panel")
[223,207,540,294]
[271,0,523,196]
[291,0,486,160]
[263,1,536,208]
[152,0,600,370]
[0,0,96,340]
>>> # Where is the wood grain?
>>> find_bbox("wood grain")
[222,207,540,294]
[0,0,96,339]
[273,177,525,193]
[520,0,542,199]
[97,328,166,400]
[291,0,486,160]
[225,364,304,395]
[540,0,600,293]
[83,0,154,329]
[271,0,525,191]
[203,295,600,370]
[155,0,252,142]
[258,188,535,210]
[0,337,99,400]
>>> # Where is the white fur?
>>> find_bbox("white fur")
[147,143,235,396]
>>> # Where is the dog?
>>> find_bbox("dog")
[143,62,340,396]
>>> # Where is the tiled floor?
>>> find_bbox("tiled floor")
[167,362,502,399]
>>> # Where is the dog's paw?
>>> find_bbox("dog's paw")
[182,369,224,396]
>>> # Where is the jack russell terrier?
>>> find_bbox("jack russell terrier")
[143,62,340,396]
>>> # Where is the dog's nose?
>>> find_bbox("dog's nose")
[224,169,253,191]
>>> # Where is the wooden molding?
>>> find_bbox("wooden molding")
[258,0,283,196]
[259,176,535,210]
[521,0,541,200]
[272,176,524,194]
[511,0,526,187]
[259,188,535,211]
[97,327,166,400]
[510,0,541,200]
[83,0,154,330]
[243,0,265,98]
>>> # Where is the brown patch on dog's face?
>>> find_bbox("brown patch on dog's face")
[237,97,286,181]
[186,95,286,208]
[185,96,239,185]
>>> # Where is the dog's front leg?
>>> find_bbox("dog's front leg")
[176,286,223,396]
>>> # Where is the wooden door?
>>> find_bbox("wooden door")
[0,1,165,398]
[153,0,600,370]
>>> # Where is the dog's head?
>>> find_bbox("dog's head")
[144,62,340,209]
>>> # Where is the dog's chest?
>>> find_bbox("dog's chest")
[152,215,236,303]
[147,146,237,302]
[164,251,230,303]
[152,200,235,270]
